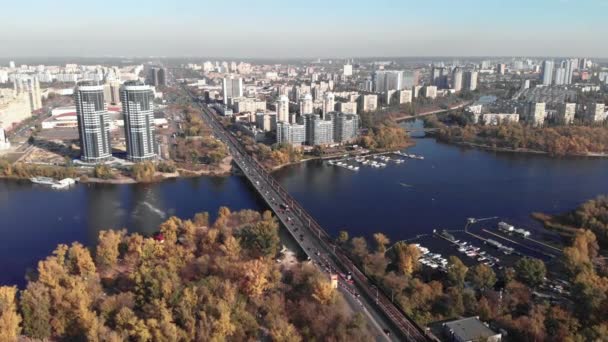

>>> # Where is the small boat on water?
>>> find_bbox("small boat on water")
[30,177,56,186]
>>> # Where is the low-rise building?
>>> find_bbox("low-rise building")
[481,113,519,125]
[442,317,501,342]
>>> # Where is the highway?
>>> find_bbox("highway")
[176,80,430,341]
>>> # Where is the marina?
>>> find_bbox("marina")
[326,150,425,170]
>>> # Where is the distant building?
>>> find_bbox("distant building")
[385,89,397,105]
[358,94,378,112]
[526,102,547,126]
[147,67,166,87]
[332,112,360,143]
[233,97,266,114]
[255,112,276,132]
[373,70,404,92]
[222,75,243,105]
[541,60,554,86]
[399,89,413,104]
[276,121,305,146]
[276,95,290,123]
[452,68,463,92]
[423,85,437,99]
[413,85,423,98]
[299,93,313,114]
[556,103,576,124]
[463,71,478,91]
[554,67,566,85]
[323,92,335,118]
[103,80,121,105]
[482,113,519,125]
[497,63,506,75]
[74,81,112,163]
[343,64,353,77]
[304,114,333,146]
[442,317,501,342]
[337,101,357,114]
[120,81,157,162]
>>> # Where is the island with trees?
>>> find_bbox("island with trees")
[0,208,372,341]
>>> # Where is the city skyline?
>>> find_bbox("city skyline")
[2,0,608,58]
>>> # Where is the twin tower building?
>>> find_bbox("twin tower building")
[74,80,157,163]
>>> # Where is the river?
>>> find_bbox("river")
[1,120,607,285]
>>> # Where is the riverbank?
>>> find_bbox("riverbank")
[0,155,235,185]
[435,139,608,158]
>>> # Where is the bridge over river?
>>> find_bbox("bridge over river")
[179,80,431,342]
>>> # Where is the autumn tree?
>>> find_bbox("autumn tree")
[373,232,390,253]
[514,257,546,288]
[447,256,468,288]
[336,230,349,245]
[0,286,21,342]
[468,263,497,291]
[240,219,280,258]
[96,229,125,270]
[392,242,420,276]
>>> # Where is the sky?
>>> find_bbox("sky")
[1,0,607,58]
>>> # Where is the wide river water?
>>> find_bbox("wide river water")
[1,120,607,286]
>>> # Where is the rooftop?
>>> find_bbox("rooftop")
[443,317,499,341]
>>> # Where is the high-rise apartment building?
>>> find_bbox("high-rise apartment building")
[463,71,478,91]
[526,102,546,126]
[74,81,112,163]
[323,92,335,117]
[343,64,353,77]
[497,64,506,75]
[147,67,166,87]
[541,60,554,86]
[299,93,313,114]
[303,114,333,146]
[556,103,576,125]
[399,90,413,104]
[276,121,305,146]
[222,75,243,104]
[452,68,463,92]
[333,113,360,143]
[358,94,378,112]
[276,95,289,123]
[585,103,606,123]
[373,70,403,92]
[423,85,437,99]
[121,81,157,162]
[337,101,358,114]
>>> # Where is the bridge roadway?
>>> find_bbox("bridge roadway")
[184,95,429,342]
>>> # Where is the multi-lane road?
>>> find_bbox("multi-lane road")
[178,81,430,342]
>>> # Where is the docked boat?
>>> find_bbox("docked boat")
[30,177,56,186]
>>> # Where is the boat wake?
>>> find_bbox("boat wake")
[142,202,167,219]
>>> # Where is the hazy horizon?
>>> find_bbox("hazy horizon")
[2,0,607,58]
